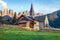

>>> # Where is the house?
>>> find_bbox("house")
[17,14,35,30]
[0,3,50,30]
[17,4,50,30]
[17,15,50,30]
[34,15,50,30]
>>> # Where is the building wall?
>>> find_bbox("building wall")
[26,21,30,28]
[19,23,26,27]
[30,23,34,28]
[18,21,34,30]
[34,21,40,30]
[18,21,31,28]
[34,21,45,30]
[39,22,45,29]
[26,21,34,28]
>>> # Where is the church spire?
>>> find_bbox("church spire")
[30,3,34,17]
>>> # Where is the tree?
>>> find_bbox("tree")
[10,12,17,25]
[0,16,2,24]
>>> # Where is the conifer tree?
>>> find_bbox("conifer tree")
[0,16,2,24]
[11,12,17,25]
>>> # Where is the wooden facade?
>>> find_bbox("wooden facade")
[34,21,40,30]
[17,15,34,30]
[17,14,50,30]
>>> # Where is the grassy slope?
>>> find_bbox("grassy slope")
[0,27,60,40]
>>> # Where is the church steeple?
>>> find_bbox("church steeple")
[30,3,34,17]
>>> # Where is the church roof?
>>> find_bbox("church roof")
[27,16,35,20]
[35,16,46,22]
[17,15,35,24]
[17,15,34,21]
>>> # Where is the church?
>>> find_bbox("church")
[17,4,50,30]
[0,4,50,30]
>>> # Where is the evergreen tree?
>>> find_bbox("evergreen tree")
[11,12,17,25]
[0,16,2,24]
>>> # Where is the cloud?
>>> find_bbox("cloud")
[0,0,8,8]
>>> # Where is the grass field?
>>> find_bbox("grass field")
[0,27,60,40]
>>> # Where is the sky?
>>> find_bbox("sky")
[0,0,60,14]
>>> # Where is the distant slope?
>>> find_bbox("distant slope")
[47,10,60,28]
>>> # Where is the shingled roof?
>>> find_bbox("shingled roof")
[35,16,46,22]
[17,15,35,24]
[17,15,34,21]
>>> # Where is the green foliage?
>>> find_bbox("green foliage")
[0,16,2,24]
[10,12,17,25]
[0,27,60,40]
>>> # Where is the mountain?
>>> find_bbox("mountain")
[47,10,60,28]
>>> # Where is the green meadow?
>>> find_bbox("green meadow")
[0,27,60,40]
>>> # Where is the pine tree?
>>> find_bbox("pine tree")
[0,16,2,24]
[11,12,17,25]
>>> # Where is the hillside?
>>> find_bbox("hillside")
[0,26,60,40]
[47,10,60,28]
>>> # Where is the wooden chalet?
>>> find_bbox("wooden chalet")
[17,15,35,29]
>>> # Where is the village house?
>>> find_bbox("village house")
[17,4,50,30]
[0,4,50,30]
[17,14,35,29]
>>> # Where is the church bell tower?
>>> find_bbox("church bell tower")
[30,4,34,17]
